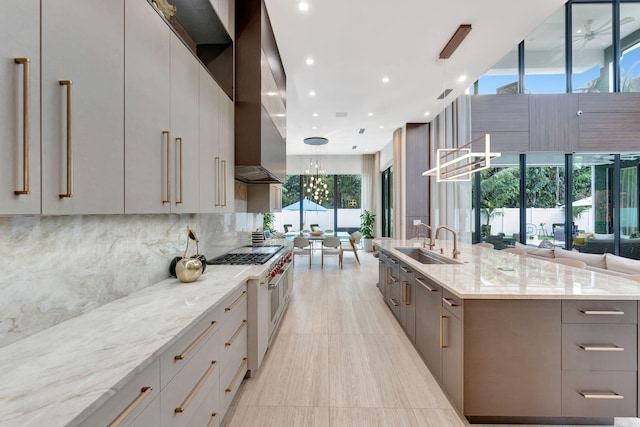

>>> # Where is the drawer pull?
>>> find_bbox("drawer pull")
[416,278,437,292]
[162,130,170,204]
[108,386,153,427]
[442,297,458,307]
[389,275,399,283]
[225,291,247,312]
[207,412,219,427]
[579,391,624,400]
[389,258,398,264]
[175,321,218,361]
[400,266,411,273]
[389,298,399,307]
[175,360,218,413]
[225,357,248,393]
[175,137,183,204]
[579,344,624,352]
[440,315,448,348]
[580,310,625,316]
[59,80,73,199]
[401,281,407,304]
[225,320,247,347]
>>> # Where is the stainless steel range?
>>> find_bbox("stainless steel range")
[207,245,284,265]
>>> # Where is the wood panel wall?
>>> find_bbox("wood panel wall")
[405,123,430,239]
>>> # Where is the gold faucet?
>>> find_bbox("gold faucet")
[435,225,461,259]
[414,223,435,249]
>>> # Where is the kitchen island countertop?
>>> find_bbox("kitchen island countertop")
[375,239,640,300]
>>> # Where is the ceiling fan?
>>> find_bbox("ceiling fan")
[573,17,635,50]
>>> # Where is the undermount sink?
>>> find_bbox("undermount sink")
[394,247,460,265]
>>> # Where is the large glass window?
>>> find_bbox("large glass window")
[381,167,393,237]
[472,47,519,94]
[477,154,520,249]
[572,3,613,93]
[620,3,640,92]
[620,154,640,240]
[524,7,566,94]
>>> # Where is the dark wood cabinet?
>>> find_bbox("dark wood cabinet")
[414,275,442,382]
[399,265,416,343]
[377,252,387,298]
[441,304,463,415]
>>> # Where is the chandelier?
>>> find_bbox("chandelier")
[303,137,329,205]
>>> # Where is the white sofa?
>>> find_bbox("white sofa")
[514,243,640,277]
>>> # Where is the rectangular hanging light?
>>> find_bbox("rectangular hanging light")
[422,134,501,182]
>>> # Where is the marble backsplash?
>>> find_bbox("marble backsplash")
[0,212,261,348]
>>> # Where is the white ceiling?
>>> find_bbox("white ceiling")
[264,0,567,156]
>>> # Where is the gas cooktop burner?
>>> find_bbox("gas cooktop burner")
[207,245,284,265]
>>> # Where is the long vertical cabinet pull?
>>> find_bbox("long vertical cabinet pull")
[58,80,73,198]
[14,58,30,196]
[108,386,153,427]
[175,137,183,204]
[162,131,170,204]
[221,159,227,206]
[440,315,449,348]
[214,156,221,207]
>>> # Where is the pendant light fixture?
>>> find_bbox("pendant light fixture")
[303,137,329,205]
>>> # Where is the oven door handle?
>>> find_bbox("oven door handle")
[268,271,285,290]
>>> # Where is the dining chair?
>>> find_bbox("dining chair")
[341,231,361,264]
[322,236,343,268]
[324,229,334,234]
[293,237,312,268]
[475,242,494,249]
[549,257,587,269]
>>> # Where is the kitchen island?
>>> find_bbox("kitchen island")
[375,239,640,425]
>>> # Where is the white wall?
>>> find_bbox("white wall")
[475,207,594,236]
[379,141,393,171]
[287,155,363,175]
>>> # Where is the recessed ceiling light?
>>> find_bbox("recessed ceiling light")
[424,112,431,116]
[305,58,314,65]
[382,76,390,83]
[458,74,467,83]
[368,112,373,117]
[309,90,316,96]
[298,2,309,11]
[312,113,318,117]
[266,91,277,96]
[379,125,384,129]
[312,126,317,130]
[275,113,286,117]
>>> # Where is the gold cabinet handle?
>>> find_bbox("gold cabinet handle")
[206,412,219,427]
[175,320,218,361]
[225,357,248,393]
[221,159,227,207]
[440,315,449,348]
[175,360,218,413]
[416,278,436,292]
[442,297,458,307]
[108,386,153,427]
[389,298,399,307]
[214,157,221,206]
[162,131,170,203]
[225,290,247,312]
[401,281,407,304]
[400,266,411,273]
[579,391,624,400]
[389,275,398,283]
[14,58,30,196]
[225,320,247,347]
[579,344,624,352]
[175,137,183,204]
[580,310,625,316]
[59,80,73,198]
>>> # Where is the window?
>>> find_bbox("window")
[620,3,640,92]
[524,7,566,93]
[472,47,519,94]
[572,3,613,93]
[381,167,393,237]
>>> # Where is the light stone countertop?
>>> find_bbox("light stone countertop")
[375,239,640,300]
[0,262,271,427]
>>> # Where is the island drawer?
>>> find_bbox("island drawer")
[562,323,637,371]
[442,289,463,320]
[561,370,636,417]
[221,286,248,324]
[562,300,637,324]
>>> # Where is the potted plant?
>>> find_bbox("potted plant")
[360,210,375,252]
[263,212,276,234]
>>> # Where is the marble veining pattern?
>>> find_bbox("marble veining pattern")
[0,264,267,427]
[376,239,640,299]
[0,213,261,347]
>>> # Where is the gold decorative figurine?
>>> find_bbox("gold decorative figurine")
[176,227,203,283]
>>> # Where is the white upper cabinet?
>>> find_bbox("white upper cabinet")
[41,0,125,215]
[124,0,172,214]
[199,68,235,213]
[169,35,200,213]
[125,0,200,214]
[0,0,41,215]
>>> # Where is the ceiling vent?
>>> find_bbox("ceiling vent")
[358,128,365,134]
[336,112,348,118]
[352,145,357,150]
[437,89,453,100]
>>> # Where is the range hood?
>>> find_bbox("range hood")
[235,0,287,184]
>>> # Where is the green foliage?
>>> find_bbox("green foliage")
[282,174,362,209]
[262,212,276,233]
[359,210,375,239]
